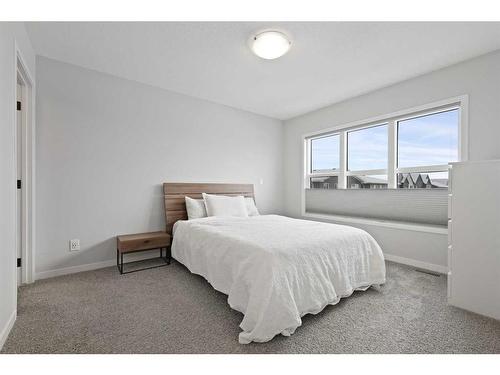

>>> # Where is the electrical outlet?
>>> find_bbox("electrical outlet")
[69,239,80,251]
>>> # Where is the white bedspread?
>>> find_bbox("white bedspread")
[172,214,386,344]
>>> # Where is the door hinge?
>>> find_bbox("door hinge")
[17,179,21,189]
[17,258,21,268]
[17,101,21,111]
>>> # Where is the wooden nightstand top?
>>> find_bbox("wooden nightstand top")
[117,231,171,253]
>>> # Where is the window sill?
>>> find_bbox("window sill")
[302,212,448,234]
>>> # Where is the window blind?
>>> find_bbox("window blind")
[305,188,448,226]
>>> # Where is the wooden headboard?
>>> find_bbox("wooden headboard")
[163,183,255,235]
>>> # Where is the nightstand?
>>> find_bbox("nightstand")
[116,231,171,274]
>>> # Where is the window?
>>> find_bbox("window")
[397,171,449,189]
[398,109,458,168]
[396,109,458,188]
[311,134,339,173]
[309,134,341,190]
[310,176,338,190]
[348,124,388,171]
[347,124,388,189]
[305,99,464,190]
[347,174,388,189]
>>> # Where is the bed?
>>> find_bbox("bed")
[164,183,386,344]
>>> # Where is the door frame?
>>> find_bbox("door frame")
[15,43,35,284]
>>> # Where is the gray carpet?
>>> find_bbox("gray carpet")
[2,260,499,354]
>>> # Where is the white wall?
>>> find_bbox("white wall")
[0,23,36,349]
[35,57,284,276]
[283,50,500,271]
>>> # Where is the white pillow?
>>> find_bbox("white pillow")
[185,196,207,220]
[245,197,260,216]
[202,193,248,217]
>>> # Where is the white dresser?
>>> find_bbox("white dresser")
[448,160,500,320]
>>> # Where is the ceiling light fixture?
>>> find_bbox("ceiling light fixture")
[251,30,291,60]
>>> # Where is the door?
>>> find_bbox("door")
[16,81,23,285]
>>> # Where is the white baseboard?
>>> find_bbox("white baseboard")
[36,259,116,280]
[35,250,161,280]
[384,253,448,274]
[0,309,16,351]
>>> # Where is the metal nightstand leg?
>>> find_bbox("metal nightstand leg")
[117,248,123,275]
[117,247,170,275]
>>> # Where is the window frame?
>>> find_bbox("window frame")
[303,96,468,191]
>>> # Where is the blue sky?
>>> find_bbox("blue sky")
[398,109,458,168]
[311,109,458,173]
[348,124,387,170]
[311,135,340,171]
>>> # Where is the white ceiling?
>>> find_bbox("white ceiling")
[25,22,500,120]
